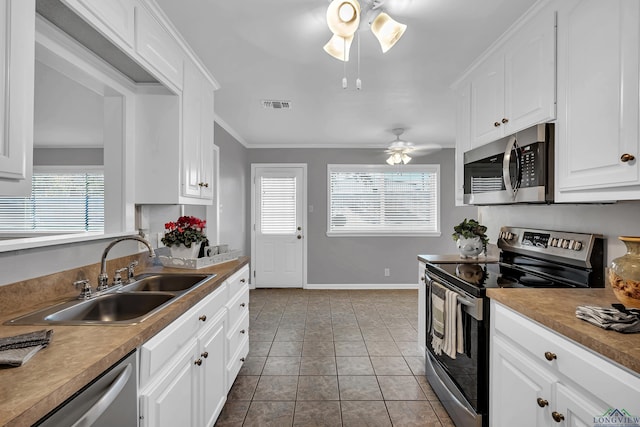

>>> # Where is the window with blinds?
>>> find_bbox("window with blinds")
[328,164,440,236]
[260,176,297,235]
[0,170,104,233]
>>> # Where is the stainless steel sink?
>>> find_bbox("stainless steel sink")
[6,273,216,326]
[121,273,209,293]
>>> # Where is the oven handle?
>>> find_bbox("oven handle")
[426,274,483,321]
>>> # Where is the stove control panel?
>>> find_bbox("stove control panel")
[498,226,603,267]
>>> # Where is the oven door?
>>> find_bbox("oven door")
[425,273,487,427]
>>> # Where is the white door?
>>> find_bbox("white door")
[252,165,306,288]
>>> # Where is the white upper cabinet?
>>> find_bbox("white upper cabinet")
[468,2,556,148]
[182,58,215,200]
[555,0,640,202]
[0,0,34,196]
[60,0,135,53]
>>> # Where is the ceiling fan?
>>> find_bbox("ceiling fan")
[384,128,441,165]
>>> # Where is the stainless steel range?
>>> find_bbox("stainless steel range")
[422,226,605,427]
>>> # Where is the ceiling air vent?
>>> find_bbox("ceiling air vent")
[261,100,292,110]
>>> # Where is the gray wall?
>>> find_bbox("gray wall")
[216,123,249,254]
[479,201,640,266]
[248,148,476,285]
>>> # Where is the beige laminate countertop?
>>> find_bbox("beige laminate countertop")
[488,287,640,376]
[0,257,250,427]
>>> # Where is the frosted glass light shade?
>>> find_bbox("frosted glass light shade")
[371,12,407,53]
[327,0,361,37]
[323,34,353,61]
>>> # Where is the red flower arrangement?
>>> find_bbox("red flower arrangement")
[161,216,207,248]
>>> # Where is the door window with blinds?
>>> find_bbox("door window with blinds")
[327,164,440,236]
[260,175,297,234]
[0,167,104,234]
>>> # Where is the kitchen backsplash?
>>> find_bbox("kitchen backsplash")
[479,200,640,265]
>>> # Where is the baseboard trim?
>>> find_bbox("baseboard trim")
[303,283,417,290]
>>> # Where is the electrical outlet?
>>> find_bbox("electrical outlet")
[384,268,390,277]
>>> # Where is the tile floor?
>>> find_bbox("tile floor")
[215,289,454,427]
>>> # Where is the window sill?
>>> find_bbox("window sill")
[0,231,137,253]
[326,231,442,238]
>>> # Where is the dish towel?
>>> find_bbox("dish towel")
[0,329,54,367]
[430,282,447,356]
[442,289,461,359]
[575,306,640,333]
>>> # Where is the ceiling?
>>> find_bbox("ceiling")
[155,0,537,149]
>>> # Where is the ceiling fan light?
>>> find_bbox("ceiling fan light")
[386,155,395,165]
[327,0,361,37]
[401,153,412,164]
[371,12,407,53]
[323,34,353,61]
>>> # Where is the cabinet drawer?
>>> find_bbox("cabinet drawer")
[227,285,249,329]
[227,265,250,292]
[134,4,183,90]
[140,283,226,387]
[227,311,249,360]
[493,302,640,409]
[227,338,249,392]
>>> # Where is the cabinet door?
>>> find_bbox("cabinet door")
[417,261,426,354]
[504,7,556,135]
[0,0,34,196]
[199,313,226,427]
[182,60,204,198]
[140,342,198,427]
[199,81,215,200]
[61,0,134,50]
[470,56,505,146]
[554,383,605,427]
[556,0,640,195]
[491,336,555,427]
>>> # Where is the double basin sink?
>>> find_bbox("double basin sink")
[6,273,216,326]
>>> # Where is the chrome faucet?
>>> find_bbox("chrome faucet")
[98,236,155,291]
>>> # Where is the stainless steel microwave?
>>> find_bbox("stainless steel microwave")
[463,123,554,205]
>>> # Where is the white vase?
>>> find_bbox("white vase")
[169,243,199,259]
[456,236,484,259]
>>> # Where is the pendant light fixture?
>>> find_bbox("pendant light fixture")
[324,0,407,88]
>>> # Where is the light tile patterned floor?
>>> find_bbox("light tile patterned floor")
[215,289,454,427]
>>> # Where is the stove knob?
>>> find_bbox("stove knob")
[550,238,558,247]
[507,232,515,240]
[562,239,570,249]
[499,231,505,240]
[553,238,562,248]
[573,241,583,251]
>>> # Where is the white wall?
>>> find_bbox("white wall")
[479,201,640,265]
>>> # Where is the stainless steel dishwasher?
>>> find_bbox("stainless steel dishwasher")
[35,350,138,427]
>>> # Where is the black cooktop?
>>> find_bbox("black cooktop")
[426,257,593,298]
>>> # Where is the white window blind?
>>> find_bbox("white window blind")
[328,164,440,235]
[0,170,104,233]
[260,176,297,235]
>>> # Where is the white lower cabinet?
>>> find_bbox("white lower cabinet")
[139,273,248,427]
[417,261,426,355]
[225,265,250,391]
[490,300,640,426]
